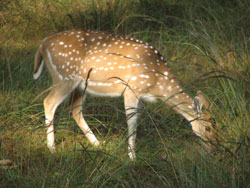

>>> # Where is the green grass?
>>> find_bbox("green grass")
[0,0,250,187]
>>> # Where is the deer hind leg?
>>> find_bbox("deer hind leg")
[68,89,100,146]
[124,90,140,161]
[44,81,79,153]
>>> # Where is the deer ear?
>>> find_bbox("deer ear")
[192,96,203,115]
[196,90,210,110]
[192,91,211,115]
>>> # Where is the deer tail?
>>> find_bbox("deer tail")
[33,46,44,80]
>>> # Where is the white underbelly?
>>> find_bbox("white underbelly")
[78,80,123,97]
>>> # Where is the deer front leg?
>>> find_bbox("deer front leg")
[124,91,140,161]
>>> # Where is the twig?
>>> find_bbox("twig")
[4,48,13,85]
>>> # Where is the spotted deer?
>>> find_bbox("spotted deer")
[33,29,216,160]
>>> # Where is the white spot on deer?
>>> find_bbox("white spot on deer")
[114,80,121,84]
[131,76,137,81]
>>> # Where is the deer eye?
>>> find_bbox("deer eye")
[210,118,217,129]
[205,126,211,132]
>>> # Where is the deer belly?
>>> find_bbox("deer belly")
[79,79,124,97]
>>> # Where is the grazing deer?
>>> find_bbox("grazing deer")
[33,29,216,160]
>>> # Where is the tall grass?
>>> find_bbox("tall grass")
[0,0,249,187]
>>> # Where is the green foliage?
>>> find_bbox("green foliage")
[0,0,249,187]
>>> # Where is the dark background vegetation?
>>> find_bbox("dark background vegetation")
[0,0,249,187]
